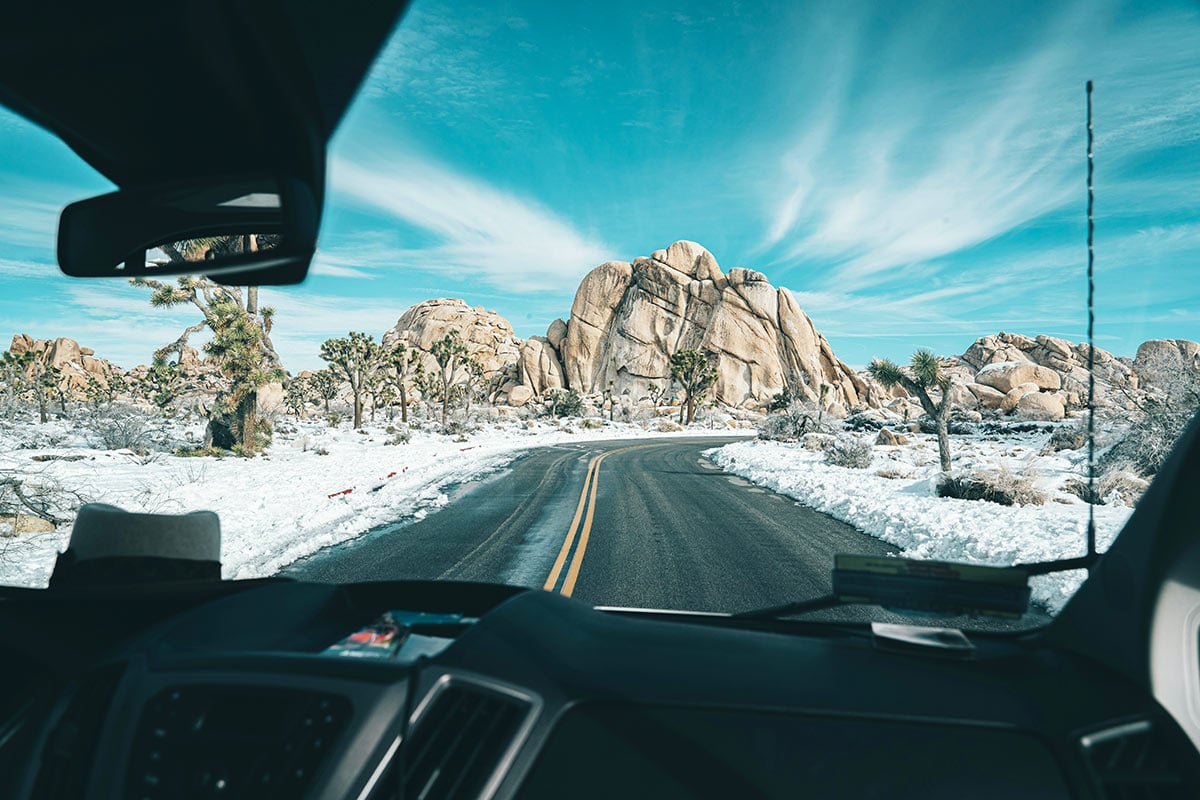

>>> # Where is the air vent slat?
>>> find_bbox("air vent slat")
[1082,720,1191,800]
[399,682,531,800]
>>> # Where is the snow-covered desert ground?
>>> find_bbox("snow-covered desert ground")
[1,406,1140,615]
[706,430,1133,613]
[0,411,737,588]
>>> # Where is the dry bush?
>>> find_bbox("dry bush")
[1044,422,1087,453]
[875,466,913,480]
[87,404,155,452]
[937,468,1046,506]
[824,435,872,469]
[759,401,829,441]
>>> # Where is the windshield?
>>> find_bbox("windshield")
[1,0,1198,632]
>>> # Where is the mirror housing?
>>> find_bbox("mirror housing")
[57,176,319,285]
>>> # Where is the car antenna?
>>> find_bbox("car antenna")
[1018,80,1101,578]
[1084,79,1098,569]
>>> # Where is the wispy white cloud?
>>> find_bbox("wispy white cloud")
[762,3,1200,294]
[327,150,611,293]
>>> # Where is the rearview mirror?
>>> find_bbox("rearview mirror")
[57,176,318,285]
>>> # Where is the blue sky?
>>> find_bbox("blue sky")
[1,0,1198,371]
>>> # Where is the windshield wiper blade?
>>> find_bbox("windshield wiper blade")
[733,594,844,621]
[735,555,1033,621]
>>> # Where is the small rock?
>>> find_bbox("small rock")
[875,428,909,446]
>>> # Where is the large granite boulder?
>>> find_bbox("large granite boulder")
[382,298,525,378]
[556,241,869,409]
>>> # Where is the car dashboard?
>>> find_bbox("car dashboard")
[2,579,1198,800]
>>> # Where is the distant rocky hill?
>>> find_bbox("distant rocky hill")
[11,240,1198,423]
[384,241,877,411]
[8,334,121,392]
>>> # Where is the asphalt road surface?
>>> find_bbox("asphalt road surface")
[286,437,1047,626]
[285,437,899,616]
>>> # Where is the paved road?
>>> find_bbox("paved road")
[286,437,1048,627]
[284,437,909,618]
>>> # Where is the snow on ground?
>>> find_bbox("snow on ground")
[0,412,741,589]
[707,431,1134,613]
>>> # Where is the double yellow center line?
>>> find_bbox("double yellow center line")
[543,443,663,597]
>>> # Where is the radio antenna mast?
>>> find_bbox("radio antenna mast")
[1085,80,1097,568]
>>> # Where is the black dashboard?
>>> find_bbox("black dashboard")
[2,578,1197,799]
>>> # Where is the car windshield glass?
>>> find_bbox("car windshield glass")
[1,0,1198,632]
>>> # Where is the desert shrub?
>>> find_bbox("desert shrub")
[174,446,226,459]
[443,419,478,437]
[875,466,913,480]
[758,413,806,442]
[1099,470,1149,507]
[918,415,975,435]
[656,419,683,433]
[759,401,828,441]
[546,388,584,418]
[823,435,872,469]
[1100,400,1195,478]
[979,421,1054,436]
[803,432,835,451]
[1045,422,1087,453]
[937,468,1046,506]
[768,386,795,412]
[387,429,412,446]
[1060,477,1101,505]
[843,413,884,432]
[580,418,604,429]
[325,413,343,428]
[88,405,155,452]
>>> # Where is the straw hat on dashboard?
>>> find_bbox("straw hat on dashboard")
[49,503,222,588]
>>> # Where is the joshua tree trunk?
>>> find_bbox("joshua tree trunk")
[934,394,952,472]
[240,391,257,455]
[353,395,363,429]
[686,395,696,425]
[400,385,408,423]
[35,363,47,424]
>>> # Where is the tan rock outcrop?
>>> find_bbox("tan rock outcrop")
[558,241,869,409]
[516,337,565,397]
[957,331,1134,402]
[975,362,1061,393]
[546,318,568,351]
[967,383,1006,409]
[1016,391,1065,421]
[382,298,525,379]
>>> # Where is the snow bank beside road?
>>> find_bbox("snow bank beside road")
[0,417,739,588]
[707,438,1133,612]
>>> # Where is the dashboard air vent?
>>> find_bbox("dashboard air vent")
[400,681,532,800]
[125,685,351,800]
[32,662,125,800]
[1081,720,1191,799]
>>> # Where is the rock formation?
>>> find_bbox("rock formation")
[8,333,120,394]
[381,298,523,374]
[555,241,870,410]
[381,242,874,410]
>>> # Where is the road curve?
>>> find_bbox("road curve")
[285,437,901,617]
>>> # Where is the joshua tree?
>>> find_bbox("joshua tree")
[0,350,34,412]
[310,369,340,412]
[133,274,281,452]
[869,349,954,471]
[284,375,312,418]
[387,342,421,423]
[429,330,469,427]
[668,348,720,425]
[319,332,382,429]
[140,358,183,411]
